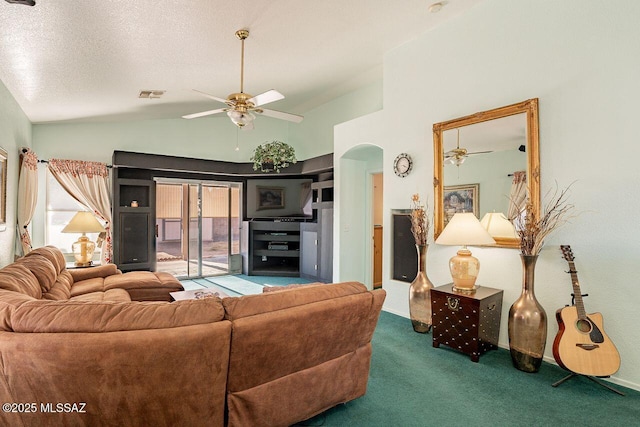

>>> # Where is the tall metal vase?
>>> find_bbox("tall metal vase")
[508,254,547,373]
[409,244,434,333]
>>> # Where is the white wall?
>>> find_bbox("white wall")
[0,80,32,266]
[336,0,640,389]
[290,80,383,160]
[28,80,382,248]
[33,116,290,165]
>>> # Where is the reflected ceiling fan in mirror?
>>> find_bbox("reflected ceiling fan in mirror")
[182,29,303,130]
[444,128,492,167]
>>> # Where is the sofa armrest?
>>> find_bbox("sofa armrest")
[68,264,121,283]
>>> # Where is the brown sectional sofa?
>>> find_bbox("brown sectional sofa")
[0,246,386,427]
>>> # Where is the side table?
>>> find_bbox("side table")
[431,284,503,362]
[65,262,102,270]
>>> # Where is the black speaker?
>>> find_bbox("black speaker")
[119,212,149,264]
[392,212,417,282]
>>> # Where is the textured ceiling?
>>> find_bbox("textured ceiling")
[0,0,482,124]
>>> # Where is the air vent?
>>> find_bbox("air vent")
[138,90,165,99]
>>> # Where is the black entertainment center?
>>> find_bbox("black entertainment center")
[241,177,333,280]
[111,150,333,281]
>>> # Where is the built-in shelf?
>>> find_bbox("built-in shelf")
[244,221,301,277]
[303,179,334,282]
[112,176,156,272]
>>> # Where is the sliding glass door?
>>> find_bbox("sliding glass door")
[155,179,241,278]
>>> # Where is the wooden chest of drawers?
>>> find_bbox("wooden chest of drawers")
[431,284,503,362]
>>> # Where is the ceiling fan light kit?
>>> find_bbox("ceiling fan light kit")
[183,28,303,129]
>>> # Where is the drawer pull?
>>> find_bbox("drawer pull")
[446,297,461,311]
[487,303,497,311]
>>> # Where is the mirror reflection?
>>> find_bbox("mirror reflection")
[442,113,527,223]
[433,99,540,248]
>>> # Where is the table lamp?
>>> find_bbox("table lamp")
[61,211,106,266]
[480,212,517,239]
[436,212,496,292]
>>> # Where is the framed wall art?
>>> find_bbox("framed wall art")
[0,147,7,231]
[443,183,479,225]
[256,186,285,210]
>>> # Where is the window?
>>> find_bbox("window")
[45,171,102,255]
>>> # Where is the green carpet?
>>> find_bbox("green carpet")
[297,311,640,427]
[177,278,639,425]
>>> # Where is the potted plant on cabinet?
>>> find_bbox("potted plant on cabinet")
[251,140,297,173]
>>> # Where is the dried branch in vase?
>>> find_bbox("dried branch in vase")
[410,194,430,246]
[510,185,576,255]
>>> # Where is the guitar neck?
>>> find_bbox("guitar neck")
[567,260,587,320]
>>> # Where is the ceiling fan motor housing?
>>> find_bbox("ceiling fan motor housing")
[228,92,253,109]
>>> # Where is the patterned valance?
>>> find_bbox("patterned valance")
[48,159,108,178]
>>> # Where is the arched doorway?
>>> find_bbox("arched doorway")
[335,144,383,288]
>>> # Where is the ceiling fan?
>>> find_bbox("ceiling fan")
[444,129,492,166]
[182,29,303,130]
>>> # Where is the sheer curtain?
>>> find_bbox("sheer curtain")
[16,148,38,256]
[48,159,113,263]
[508,170,527,222]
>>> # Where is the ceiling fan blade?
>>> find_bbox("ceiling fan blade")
[192,89,230,105]
[182,108,227,119]
[248,90,285,107]
[257,108,304,123]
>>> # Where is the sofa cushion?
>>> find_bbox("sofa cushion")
[223,281,368,321]
[104,271,161,290]
[70,277,106,297]
[0,264,42,299]
[14,253,58,293]
[42,270,73,300]
[104,271,183,301]
[24,245,66,274]
[70,289,132,302]
[68,263,120,283]
[262,282,324,292]
[11,298,226,333]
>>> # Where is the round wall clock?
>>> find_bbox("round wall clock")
[393,153,413,177]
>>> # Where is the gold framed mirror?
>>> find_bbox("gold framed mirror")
[433,98,540,248]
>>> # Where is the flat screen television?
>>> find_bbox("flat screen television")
[246,178,313,220]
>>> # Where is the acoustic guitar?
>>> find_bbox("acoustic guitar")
[552,245,620,377]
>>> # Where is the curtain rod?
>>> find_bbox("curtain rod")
[23,148,113,168]
[36,159,112,168]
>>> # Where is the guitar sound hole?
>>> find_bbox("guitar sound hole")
[575,319,592,333]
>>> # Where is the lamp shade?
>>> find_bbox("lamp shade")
[436,213,496,246]
[480,212,517,239]
[61,211,105,234]
[436,212,495,292]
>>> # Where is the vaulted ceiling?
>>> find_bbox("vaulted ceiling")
[0,0,482,124]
